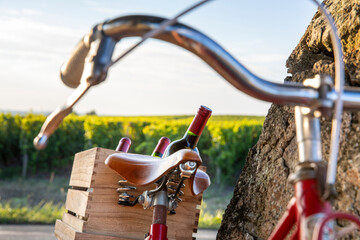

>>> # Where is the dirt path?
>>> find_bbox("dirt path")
[0,225,217,240]
[0,225,55,240]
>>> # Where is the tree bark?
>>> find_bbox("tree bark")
[22,151,28,178]
[217,0,360,239]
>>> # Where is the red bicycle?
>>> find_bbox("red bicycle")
[34,0,360,239]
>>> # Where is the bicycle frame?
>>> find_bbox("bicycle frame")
[269,105,360,239]
[34,1,360,239]
[269,106,332,239]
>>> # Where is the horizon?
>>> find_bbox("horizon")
[0,109,266,117]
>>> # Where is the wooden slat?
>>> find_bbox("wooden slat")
[62,213,85,232]
[81,212,199,240]
[91,172,122,188]
[85,180,201,217]
[65,189,89,217]
[55,220,76,240]
[158,209,200,238]
[85,200,200,219]
[84,215,151,239]
[55,220,132,240]
[69,149,97,188]
[69,148,119,188]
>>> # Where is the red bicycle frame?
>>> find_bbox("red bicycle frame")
[268,106,360,239]
[269,172,360,239]
[269,176,332,239]
[146,224,168,240]
[268,106,334,239]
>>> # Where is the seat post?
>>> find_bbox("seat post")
[152,190,168,225]
[146,190,168,240]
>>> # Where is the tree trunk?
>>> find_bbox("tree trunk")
[22,151,28,178]
[217,0,360,239]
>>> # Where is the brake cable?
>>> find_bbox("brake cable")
[309,0,345,200]
[105,0,213,71]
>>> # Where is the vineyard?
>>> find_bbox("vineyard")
[0,113,264,185]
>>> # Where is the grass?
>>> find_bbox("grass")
[0,177,232,229]
[0,176,68,224]
[0,200,65,224]
[198,184,233,229]
[199,202,224,229]
[0,176,70,206]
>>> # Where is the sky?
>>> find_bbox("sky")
[0,0,317,116]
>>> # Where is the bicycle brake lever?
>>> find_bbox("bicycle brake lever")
[34,82,91,150]
[34,36,116,150]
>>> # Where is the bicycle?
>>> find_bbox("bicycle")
[33,0,360,239]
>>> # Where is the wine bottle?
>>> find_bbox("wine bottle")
[163,105,212,157]
[151,137,171,158]
[115,137,131,152]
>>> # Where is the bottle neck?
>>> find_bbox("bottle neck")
[164,105,211,157]
[152,137,171,158]
[183,130,200,149]
[116,137,131,152]
[185,105,211,145]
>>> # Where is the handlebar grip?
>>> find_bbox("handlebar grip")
[60,37,90,88]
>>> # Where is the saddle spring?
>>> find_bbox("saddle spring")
[167,168,186,214]
[167,169,185,201]
[117,180,138,206]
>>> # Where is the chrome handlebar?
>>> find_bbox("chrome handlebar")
[102,15,320,106]
[66,14,360,109]
[34,5,360,150]
[100,15,360,109]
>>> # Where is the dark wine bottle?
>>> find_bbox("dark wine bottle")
[151,137,171,158]
[163,105,212,157]
[115,137,131,152]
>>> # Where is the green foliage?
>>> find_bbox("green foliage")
[84,116,124,149]
[139,119,190,154]
[198,202,224,229]
[205,119,263,184]
[198,185,233,229]
[0,199,65,224]
[0,114,263,185]
[0,114,22,167]
[19,113,85,175]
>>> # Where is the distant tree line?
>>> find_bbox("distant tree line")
[0,113,263,185]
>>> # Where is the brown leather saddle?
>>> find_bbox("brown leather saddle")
[105,149,210,196]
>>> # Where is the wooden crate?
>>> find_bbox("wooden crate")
[54,147,203,240]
